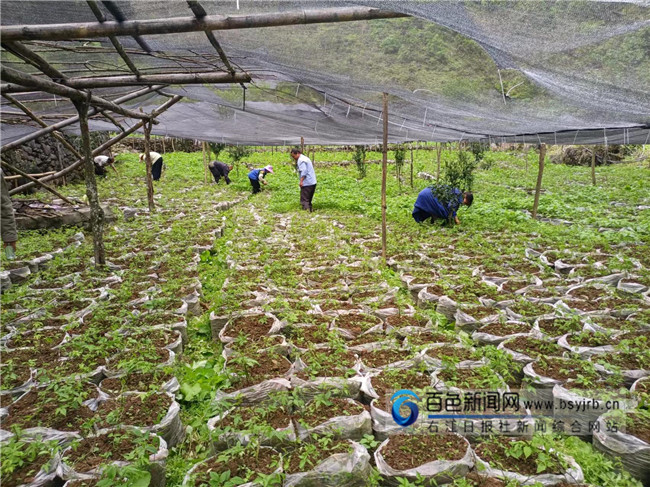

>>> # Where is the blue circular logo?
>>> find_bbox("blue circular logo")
[391,389,419,427]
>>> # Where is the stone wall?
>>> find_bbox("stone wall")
[3,132,111,192]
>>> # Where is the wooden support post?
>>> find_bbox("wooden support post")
[410,145,414,188]
[0,161,77,205]
[591,148,596,186]
[436,143,442,182]
[203,141,209,183]
[532,143,546,219]
[143,119,155,212]
[72,94,106,266]
[381,92,388,265]
[301,137,305,154]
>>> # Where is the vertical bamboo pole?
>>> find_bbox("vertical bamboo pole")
[436,143,442,181]
[143,119,155,212]
[532,143,546,219]
[591,148,596,186]
[381,92,388,265]
[202,141,208,183]
[72,95,106,266]
[410,145,414,188]
[301,136,305,154]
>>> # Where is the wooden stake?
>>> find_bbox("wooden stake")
[532,143,546,219]
[591,148,596,186]
[143,119,155,212]
[410,145,414,188]
[381,92,388,265]
[301,136,305,154]
[0,160,77,205]
[436,143,442,181]
[72,94,105,266]
[202,141,208,183]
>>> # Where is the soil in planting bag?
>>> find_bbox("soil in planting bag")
[472,445,584,486]
[294,398,371,441]
[417,286,443,308]
[593,362,650,388]
[373,302,415,321]
[375,433,474,486]
[289,358,362,401]
[617,280,649,295]
[354,342,420,375]
[593,412,650,485]
[207,406,296,451]
[284,440,371,487]
[219,312,283,344]
[436,296,458,322]
[0,364,36,400]
[420,344,484,369]
[8,265,31,285]
[209,311,229,340]
[104,348,175,377]
[522,361,563,403]
[557,332,615,358]
[1,452,59,487]
[585,272,626,287]
[472,321,532,346]
[182,291,202,316]
[182,447,282,487]
[96,392,185,448]
[99,370,180,396]
[57,429,168,487]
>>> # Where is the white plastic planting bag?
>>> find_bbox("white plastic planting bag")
[289,357,362,401]
[375,434,474,486]
[472,447,584,486]
[472,321,532,346]
[593,411,650,486]
[214,378,292,406]
[294,399,371,441]
[436,296,458,322]
[557,332,615,358]
[57,429,168,487]
[219,311,283,344]
[207,407,296,451]
[284,440,371,487]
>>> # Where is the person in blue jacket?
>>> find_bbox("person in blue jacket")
[412,186,473,225]
[247,165,274,194]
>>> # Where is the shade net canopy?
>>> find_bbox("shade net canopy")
[1,0,649,146]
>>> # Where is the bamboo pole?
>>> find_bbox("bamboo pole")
[18,71,250,90]
[591,148,596,186]
[4,171,55,180]
[0,160,77,205]
[2,41,67,80]
[0,8,409,41]
[301,136,305,154]
[143,119,155,212]
[381,92,388,265]
[410,145,414,188]
[203,141,208,183]
[436,143,442,181]
[1,86,162,152]
[532,143,546,219]
[9,95,182,195]
[1,67,152,120]
[72,94,106,266]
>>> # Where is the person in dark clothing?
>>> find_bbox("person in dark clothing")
[412,186,473,225]
[140,152,163,181]
[247,165,274,194]
[208,161,233,184]
[93,155,113,177]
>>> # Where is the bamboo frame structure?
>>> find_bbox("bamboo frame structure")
[0,160,77,205]
[1,85,162,151]
[9,95,183,195]
[0,8,408,41]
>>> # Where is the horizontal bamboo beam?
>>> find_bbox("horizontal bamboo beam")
[0,7,408,41]
[1,40,66,81]
[1,85,162,151]
[56,71,251,89]
[1,159,78,205]
[9,94,183,195]
[1,66,153,120]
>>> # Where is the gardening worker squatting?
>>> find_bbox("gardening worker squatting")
[412,186,473,225]
[248,165,274,194]
[208,161,233,185]
[290,148,317,212]
[139,151,164,181]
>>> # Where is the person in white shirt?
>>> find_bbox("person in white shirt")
[290,148,317,212]
[139,151,163,181]
[93,155,113,177]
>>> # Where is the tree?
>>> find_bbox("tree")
[353,145,367,179]
[227,145,252,176]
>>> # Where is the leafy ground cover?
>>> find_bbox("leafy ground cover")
[1,146,649,486]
